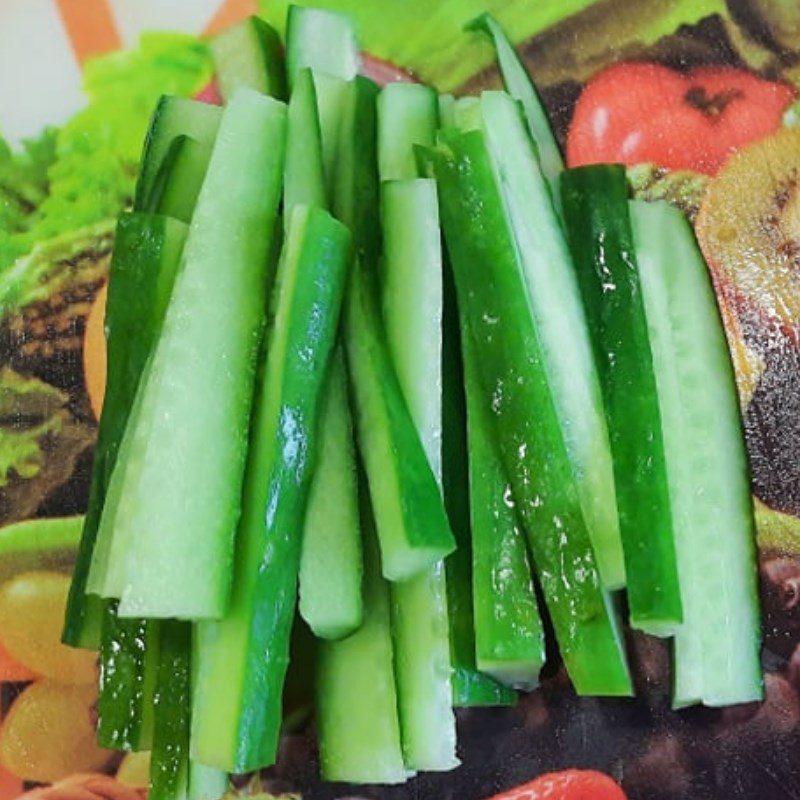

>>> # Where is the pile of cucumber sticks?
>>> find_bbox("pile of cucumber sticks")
[61,5,763,792]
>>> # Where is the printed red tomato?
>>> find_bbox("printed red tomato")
[194,77,223,105]
[567,62,795,175]
[488,769,627,800]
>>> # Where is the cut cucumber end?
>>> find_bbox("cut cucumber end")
[477,661,541,693]
[286,5,360,88]
[211,16,287,102]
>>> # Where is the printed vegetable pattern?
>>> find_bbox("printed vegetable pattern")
[1,1,800,799]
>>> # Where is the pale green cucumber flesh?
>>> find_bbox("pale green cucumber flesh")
[298,353,363,640]
[317,502,407,785]
[210,15,286,101]
[285,5,360,88]
[630,199,762,707]
[284,68,326,228]
[378,83,438,182]
[115,90,287,620]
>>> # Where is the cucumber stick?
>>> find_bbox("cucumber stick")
[425,128,631,695]
[150,621,191,800]
[378,83,438,182]
[379,87,457,771]
[477,91,624,591]
[463,332,544,690]
[629,200,762,707]
[192,206,351,772]
[134,97,221,213]
[144,135,213,225]
[316,494,406,785]
[298,356,363,640]
[287,11,363,641]
[109,90,286,620]
[97,603,159,751]
[210,15,286,101]
[442,265,516,708]
[285,5,359,89]
[560,166,682,635]
[284,68,326,227]
[467,15,563,201]
[64,213,187,647]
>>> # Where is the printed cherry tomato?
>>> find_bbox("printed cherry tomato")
[488,769,627,800]
[567,62,795,175]
[0,572,97,685]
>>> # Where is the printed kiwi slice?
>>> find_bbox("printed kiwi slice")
[696,129,800,332]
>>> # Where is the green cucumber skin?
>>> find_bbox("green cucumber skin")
[115,91,286,620]
[426,130,632,696]
[134,97,221,213]
[463,332,544,690]
[285,5,360,89]
[285,68,326,228]
[378,83,438,182]
[211,16,287,102]
[145,135,213,225]
[150,621,191,800]
[629,200,762,707]
[442,263,517,708]
[298,353,363,640]
[467,14,563,203]
[192,206,351,772]
[560,166,682,634]
[479,91,624,592]
[97,603,159,752]
[317,497,407,785]
[63,214,187,647]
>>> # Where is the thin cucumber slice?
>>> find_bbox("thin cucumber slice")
[65,213,187,646]
[378,84,438,182]
[424,128,631,695]
[630,200,762,707]
[210,15,286,101]
[144,135,213,225]
[112,90,286,620]
[134,97,221,213]
[149,621,191,800]
[97,603,159,751]
[284,68,326,228]
[317,494,407,785]
[380,180,456,770]
[560,166,681,634]
[479,91,624,591]
[466,14,563,201]
[298,355,363,640]
[192,206,351,772]
[464,332,544,690]
[285,5,360,89]
[442,264,517,708]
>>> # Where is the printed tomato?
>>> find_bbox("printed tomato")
[488,769,627,800]
[567,62,795,175]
